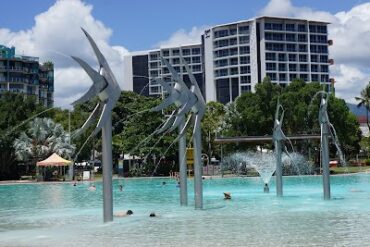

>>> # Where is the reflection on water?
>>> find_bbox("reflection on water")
[1,175,370,246]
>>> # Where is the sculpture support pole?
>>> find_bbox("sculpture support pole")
[321,123,331,200]
[179,120,188,206]
[102,115,113,222]
[193,127,203,209]
[275,140,283,197]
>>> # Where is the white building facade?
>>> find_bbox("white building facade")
[124,16,333,104]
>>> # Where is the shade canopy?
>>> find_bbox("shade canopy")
[36,153,72,167]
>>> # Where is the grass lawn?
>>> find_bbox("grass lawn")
[331,166,370,174]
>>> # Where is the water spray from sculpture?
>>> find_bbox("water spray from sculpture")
[71,28,121,222]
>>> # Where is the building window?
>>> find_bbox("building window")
[278,53,286,61]
[317,25,327,34]
[182,49,190,56]
[239,46,249,54]
[318,45,328,54]
[230,57,238,65]
[266,53,276,61]
[172,49,180,56]
[266,43,284,51]
[215,39,229,48]
[286,33,295,42]
[299,44,307,52]
[162,67,170,74]
[279,73,287,81]
[240,66,250,74]
[321,74,329,82]
[214,29,229,38]
[266,33,284,41]
[311,64,318,72]
[230,67,239,75]
[299,54,307,62]
[267,73,277,80]
[149,62,158,69]
[286,23,295,31]
[150,70,159,77]
[192,48,201,55]
[184,57,191,63]
[240,76,251,84]
[311,74,319,82]
[215,49,229,58]
[241,85,251,93]
[172,58,180,64]
[192,65,201,72]
[300,64,308,72]
[311,55,318,62]
[240,56,250,64]
[149,53,158,60]
[230,38,238,46]
[272,23,283,30]
[215,69,228,77]
[298,34,307,42]
[288,54,296,62]
[320,55,328,63]
[239,36,249,44]
[289,64,297,72]
[265,23,272,30]
[238,25,249,34]
[229,28,237,35]
[278,63,286,71]
[300,74,308,81]
[266,63,276,71]
[298,24,306,32]
[309,25,317,33]
[290,74,297,81]
[321,65,329,72]
[192,56,201,63]
[286,43,296,52]
[215,59,228,67]
[162,50,169,57]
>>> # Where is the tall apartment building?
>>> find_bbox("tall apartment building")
[124,44,204,97]
[0,45,54,107]
[124,16,333,104]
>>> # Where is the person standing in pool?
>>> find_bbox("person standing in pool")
[264,183,269,193]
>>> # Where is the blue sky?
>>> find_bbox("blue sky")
[0,0,370,107]
[0,0,365,51]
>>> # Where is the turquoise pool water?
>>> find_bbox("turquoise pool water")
[1,174,370,246]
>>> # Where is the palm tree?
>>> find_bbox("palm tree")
[355,82,370,130]
[13,118,75,164]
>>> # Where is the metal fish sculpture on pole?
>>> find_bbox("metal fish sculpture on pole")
[151,57,206,209]
[72,28,121,222]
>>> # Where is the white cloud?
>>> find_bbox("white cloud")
[156,26,207,48]
[0,0,129,108]
[260,0,370,104]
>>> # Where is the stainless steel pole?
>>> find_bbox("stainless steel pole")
[193,127,203,209]
[179,120,188,206]
[275,140,283,197]
[321,123,331,200]
[102,115,113,222]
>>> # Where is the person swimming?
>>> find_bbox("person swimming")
[119,185,123,192]
[114,210,133,217]
[224,192,231,200]
[149,212,156,217]
[88,184,96,191]
[264,183,269,193]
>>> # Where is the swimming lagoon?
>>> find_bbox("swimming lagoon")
[1,175,370,246]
